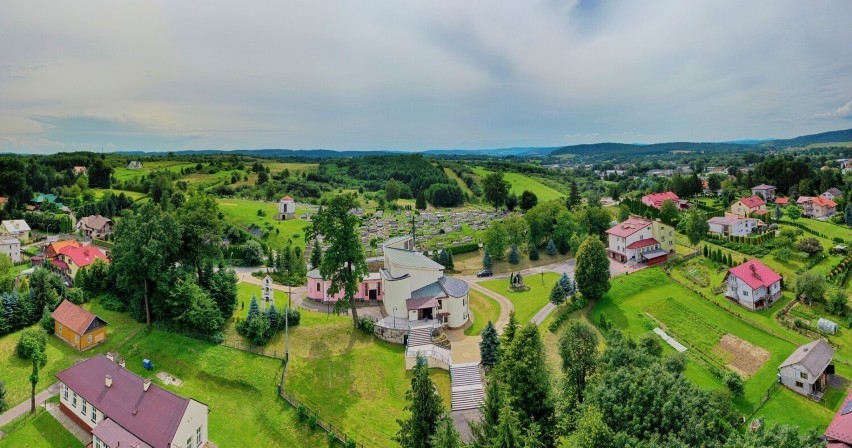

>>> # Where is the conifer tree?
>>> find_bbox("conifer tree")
[309,246,322,269]
[248,296,260,319]
[528,243,539,261]
[492,405,522,448]
[503,311,518,345]
[416,191,427,210]
[266,303,280,333]
[549,282,566,306]
[483,248,493,269]
[558,273,575,296]
[546,239,557,256]
[469,380,505,448]
[508,244,520,265]
[502,324,555,444]
[430,416,462,448]
[480,321,501,370]
[395,357,447,448]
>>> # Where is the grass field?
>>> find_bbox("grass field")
[465,289,501,336]
[112,161,199,181]
[263,162,319,174]
[216,198,312,251]
[90,188,147,200]
[481,272,561,324]
[453,249,566,276]
[443,167,475,198]
[0,407,84,448]
[471,167,565,202]
[283,310,451,447]
[590,268,838,430]
[784,216,852,243]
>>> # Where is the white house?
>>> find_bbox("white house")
[822,187,843,201]
[751,184,776,202]
[0,219,31,241]
[127,160,143,169]
[707,213,761,237]
[0,238,21,263]
[605,216,675,267]
[723,259,782,310]
[730,196,767,218]
[380,235,470,329]
[56,355,209,448]
[275,195,296,220]
[779,340,834,399]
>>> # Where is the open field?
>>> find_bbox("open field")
[471,167,565,202]
[443,167,475,197]
[283,310,451,447]
[590,268,839,430]
[453,249,568,276]
[0,407,84,448]
[216,198,312,250]
[465,289,501,336]
[481,272,561,323]
[784,216,852,243]
[90,188,148,200]
[112,161,199,181]
[263,162,319,174]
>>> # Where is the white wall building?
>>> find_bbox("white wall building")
[723,259,782,310]
[707,213,761,237]
[0,238,21,263]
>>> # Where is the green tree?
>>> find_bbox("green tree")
[307,194,368,328]
[503,311,518,345]
[309,246,322,269]
[558,272,575,296]
[20,330,47,414]
[112,203,181,326]
[575,236,610,301]
[480,321,501,370]
[558,321,598,404]
[528,243,539,261]
[787,206,802,220]
[394,357,447,448]
[508,244,520,265]
[723,371,744,397]
[845,203,852,227]
[572,406,613,448]
[617,205,630,222]
[567,181,581,209]
[659,199,679,225]
[386,179,402,202]
[525,202,569,247]
[416,191,427,210]
[549,282,566,306]
[796,271,827,304]
[469,380,505,448]
[796,237,823,255]
[0,379,7,413]
[505,193,519,212]
[579,206,612,237]
[485,221,508,261]
[684,208,709,246]
[27,268,63,323]
[0,253,14,294]
[430,416,462,448]
[483,248,493,269]
[774,205,782,221]
[177,194,223,276]
[502,324,554,444]
[492,405,522,448]
[827,290,850,317]
[519,190,538,211]
[546,239,557,256]
[483,172,511,210]
[39,306,53,334]
[722,424,825,447]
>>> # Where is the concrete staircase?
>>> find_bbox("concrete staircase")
[450,363,484,411]
[407,326,433,348]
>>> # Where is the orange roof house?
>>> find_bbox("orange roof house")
[46,240,81,259]
[51,299,108,351]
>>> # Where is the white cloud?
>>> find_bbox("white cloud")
[1,0,852,153]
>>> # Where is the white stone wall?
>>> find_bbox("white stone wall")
[171,400,209,448]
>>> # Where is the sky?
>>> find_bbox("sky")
[2,1,852,154]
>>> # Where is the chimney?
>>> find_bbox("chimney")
[106,353,115,362]
[143,379,151,392]
[105,375,112,388]
[118,358,125,368]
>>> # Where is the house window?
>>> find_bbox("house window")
[800,372,808,380]
[82,400,87,415]
[316,283,321,292]
[438,300,443,309]
[795,381,804,388]
[58,324,63,333]
[188,437,192,448]
[72,393,77,407]
[197,426,202,446]
[75,334,80,343]
[91,408,97,423]
[88,334,93,344]
[63,385,68,400]
[743,290,749,296]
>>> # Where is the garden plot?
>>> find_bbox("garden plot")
[712,334,770,378]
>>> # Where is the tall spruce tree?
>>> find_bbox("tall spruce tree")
[508,244,520,265]
[503,311,518,344]
[480,321,501,370]
[483,248,493,269]
[395,357,446,448]
[549,282,566,306]
[568,181,581,209]
[492,404,522,448]
[546,239,557,256]
[558,273,575,297]
[430,416,463,448]
[502,324,555,445]
[846,203,852,227]
[469,380,505,448]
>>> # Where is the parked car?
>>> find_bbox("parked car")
[476,269,493,278]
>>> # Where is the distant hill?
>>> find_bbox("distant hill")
[116,148,402,158]
[761,128,852,148]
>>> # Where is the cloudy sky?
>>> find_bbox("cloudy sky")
[2,1,852,153]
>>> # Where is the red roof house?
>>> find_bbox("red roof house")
[641,191,680,209]
[826,390,852,447]
[723,259,782,310]
[775,197,789,206]
[56,355,209,448]
[731,195,766,217]
[55,245,108,282]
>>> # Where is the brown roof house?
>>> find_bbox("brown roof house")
[76,215,114,239]
[56,355,210,448]
[51,300,108,351]
[778,339,834,400]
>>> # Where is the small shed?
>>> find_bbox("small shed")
[819,318,840,335]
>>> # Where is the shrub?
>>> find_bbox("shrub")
[296,404,307,421]
[357,317,375,335]
[16,328,47,360]
[100,293,126,312]
[65,288,86,305]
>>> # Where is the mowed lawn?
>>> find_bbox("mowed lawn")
[90,188,147,200]
[283,311,451,447]
[784,216,852,243]
[480,272,561,324]
[0,407,84,448]
[590,268,836,430]
[112,161,199,181]
[472,167,565,202]
[217,198,312,250]
[465,289,501,336]
[0,301,146,407]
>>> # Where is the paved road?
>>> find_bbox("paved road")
[0,382,59,427]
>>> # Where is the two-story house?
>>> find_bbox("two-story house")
[707,213,761,237]
[779,339,834,399]
[0,238,21,263]
[723,259,782,310]
[53,245,108,283]
[730,195,766,218]
[751,184,776,202]
[641,191,688,210]
[605,216,675,267]
[76,215,114,239]
[56,355,209,448]
[0,219,31,242]
[797,196,837,219]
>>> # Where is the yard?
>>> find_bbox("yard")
[216,198,312,250]
[465,289,501,336]
[784,216,852,243]
[471,167,565,202]
[590,268,838,430]
[0,407,83,448]
[282,310,451,447]
[480,272,561,323]
[453,249,567,276]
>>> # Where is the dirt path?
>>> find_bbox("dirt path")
[468,282,513,331]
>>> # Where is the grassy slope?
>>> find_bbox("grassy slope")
[465,289,501,336]
[471,167,565,202]
[112,161,199,181]
[0,408,84,448]
[480,272,561,324]
[216,198,312,250]
[443,167,475,197]
[283,311,451,447]
[590,268,836,430]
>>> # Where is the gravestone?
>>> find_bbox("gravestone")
[262,275,274,311]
